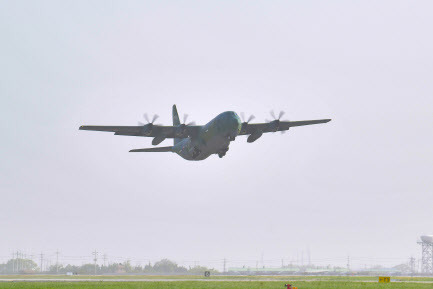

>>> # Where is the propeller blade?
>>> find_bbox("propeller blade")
[247,115,255,123]
[151,114,159,123]
[187,121,196,125]
[144,113,150,123]
[278,111,285,120]
[270,110,276,120]
[183,114,189,124]
[240,112,245,122]
[138,121,145,126]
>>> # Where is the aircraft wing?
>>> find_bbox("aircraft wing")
[79,124,202,138]
[238,119,331,135]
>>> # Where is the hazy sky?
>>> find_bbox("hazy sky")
[1,0,432,269]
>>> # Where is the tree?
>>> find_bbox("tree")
[0,258,38,274]
[152,259,188,273]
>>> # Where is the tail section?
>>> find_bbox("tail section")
[172,104,182,145]
[172,104,181,126]
[130,146,173,153]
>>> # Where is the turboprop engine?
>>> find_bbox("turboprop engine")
[247,131,263,143]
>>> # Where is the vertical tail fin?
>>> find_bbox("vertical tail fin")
[172,104,181,145]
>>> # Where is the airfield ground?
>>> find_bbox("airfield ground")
[3,281,433,289]
[2,276,433,289]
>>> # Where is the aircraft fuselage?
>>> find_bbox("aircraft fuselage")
[173,111,242,160]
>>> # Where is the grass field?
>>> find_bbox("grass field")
[1,276,433,289]
[1,281,433,289]
[2,275,433,281]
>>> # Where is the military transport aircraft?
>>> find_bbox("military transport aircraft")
[79,105,331,161]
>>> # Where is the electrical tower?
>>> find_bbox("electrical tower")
[418,236,433,274]
[410,256,416,277]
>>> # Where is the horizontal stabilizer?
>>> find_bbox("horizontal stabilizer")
[129,146,173,153]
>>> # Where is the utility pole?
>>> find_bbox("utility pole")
[17,251,20,272]
[40,252,44,273]
[92,250,98,275]
[11,252,15,274]
[347,256,350,272]
[23,253,27,271]
[301,251,304,267]
[55,250,60,274]
[261,252,264,268]
[29,253,34,272]
[20,251,23,272]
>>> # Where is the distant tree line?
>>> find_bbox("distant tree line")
[0,258,218,275]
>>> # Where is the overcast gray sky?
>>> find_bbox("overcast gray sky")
[1,0,432,269]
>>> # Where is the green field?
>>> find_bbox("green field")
[1,275,433,282]
[1,276,433,289]
[1,281,433,289]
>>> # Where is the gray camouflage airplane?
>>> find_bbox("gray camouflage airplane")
[79,105,331,161]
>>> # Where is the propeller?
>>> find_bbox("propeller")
[270,110,285,121]
[240,112,255,124]
[267,110,287,133]
[137,113,161,136]
[175,114,196,137]
[240,112,255,134]
[182,114,196,126]
[138,113,159,126]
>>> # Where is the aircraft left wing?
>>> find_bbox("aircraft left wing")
[79,124,201,139]
[239,119,331,135]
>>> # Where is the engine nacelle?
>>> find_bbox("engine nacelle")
[175,124,187,137]
[152,136,166,145]
[141,124,153,136]
[247,131,263,143]
[268,120,280,132]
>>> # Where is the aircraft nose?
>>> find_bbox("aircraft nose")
[220,111,242,135]
[232,112,242,134]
